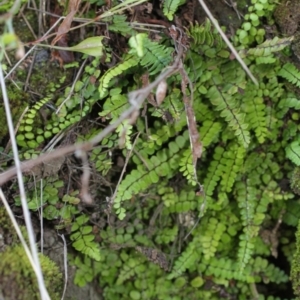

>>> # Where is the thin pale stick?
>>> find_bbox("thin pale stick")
[198,0,258,86]
[56,58,87,113]
[0,64,50,300]
[4,105,29,153]
[59,233,68,300]
[40,179,44,254]
[0,189,41,293]
[111,132,141,203]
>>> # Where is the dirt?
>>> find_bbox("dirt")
[274,0,300,61]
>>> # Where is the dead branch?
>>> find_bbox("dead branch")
[0,46,184,186]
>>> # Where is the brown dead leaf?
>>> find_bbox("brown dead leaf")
[51,0,81,46]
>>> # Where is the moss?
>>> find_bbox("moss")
[0,245,63,300]
[0,206,28,251]
[0,206,62,299]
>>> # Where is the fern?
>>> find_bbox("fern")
[200,257,253,282]
[163,0,184,21]
[98,55,139,98]
[179,148,197,186]
[235,180,257,237]
[70,215,101,261]
[98,88,130,122]
[107,14,134,36]
[116,120,133,150]
[252,257,288,284]
[239,36,293,58]
[199,217,226,261]
[203,146,224,199]
[188,19,226,52]
[168,240,201,279]
[17,88,90,149]
[73,255,94,287]
[8,1,299,297]
[151,88,184,121]
[116,257,139,285]
[114,133,189,219]
[286,140,300,166]
[17,97,51,148]
[278,63,300,88]
[220,144,245,193]
[242,85,268,143]
[166,188,198,213]
[278,97,300,110]
[155,225,178,244]
[90,147,113,176]
[207,85,250,148]
[237,234,255,271]
[199,120,222,148]
[129,33,173,75]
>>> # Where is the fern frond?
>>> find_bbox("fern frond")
[114,133,189,219]
[99,88,130,121]
[199,217,226,260]
[255,56,277,64]
[116,121,133,150]
[17,97,50,148]
[235,181,257,236]
[200,120,222,148]
[278,63,300,88]
[98,55,139,98]
[189,19,224,49]
[166,189,198,213]
[179,148,197,186]
[200,257,253,282]
[72,238,101,261]
[107,15,134,35]
[129,33,173,75]
[203,146,224,198]
[155,225,178,244]
[71,215,101,261]
[151,88,184,121]
[278,97,300,110]
[133,117,186,160]
[220,144,245,193]
[242,89,268,143]
[167,241,200,279]
[163,0,184,21]
[91,147,113,176]
[73,256,94,287]
[286,140,300,166]
[237,234,255,271]
[239,36,293,58]
[116,257,138,285]
[207,85,250,148]
[141,39,173,75]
